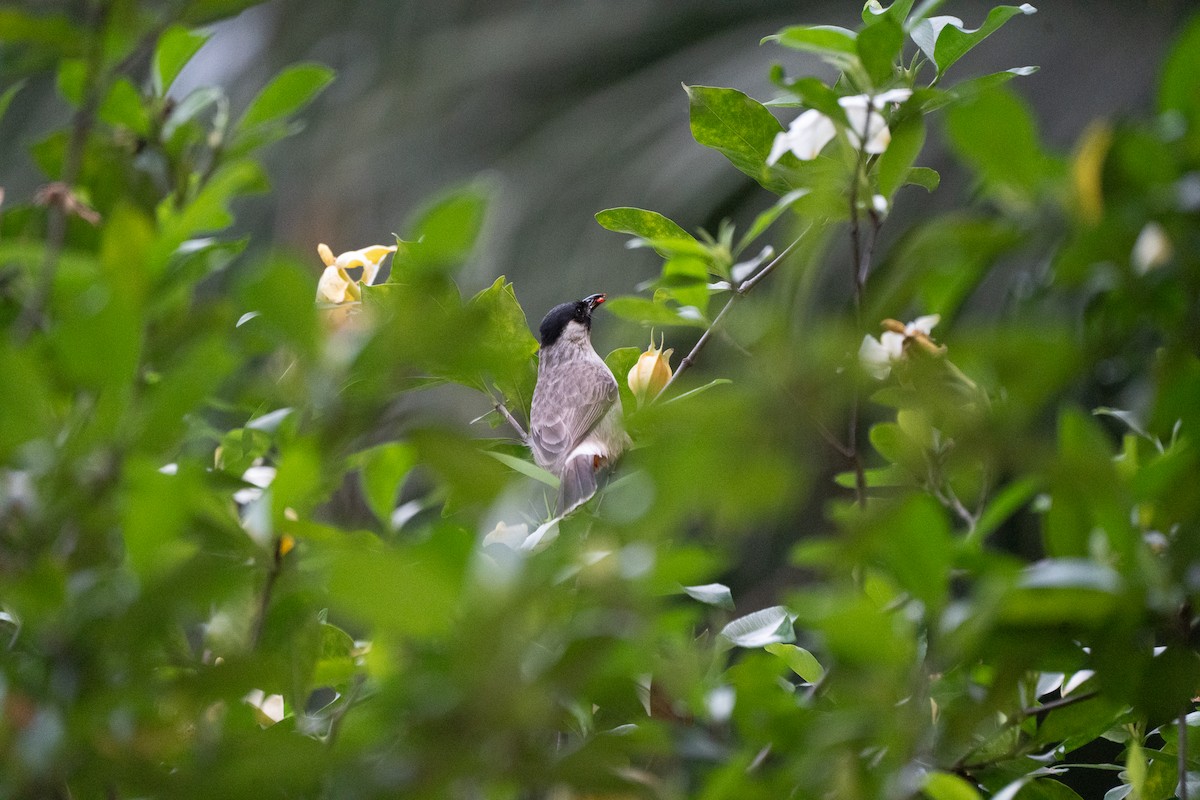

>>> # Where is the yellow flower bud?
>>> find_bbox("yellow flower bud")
[627,333,674,405]
[317,242,336,266]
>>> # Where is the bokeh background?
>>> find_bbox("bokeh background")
[0,0,1191,339]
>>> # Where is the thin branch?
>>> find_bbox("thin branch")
[250,543,285,649]
[660,233,804,395]
[1019,690,1099,720]
[493,398,528,443]
[15,2,109,338]
[954,691,1102,774]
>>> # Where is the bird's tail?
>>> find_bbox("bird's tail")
[558,455,598,514]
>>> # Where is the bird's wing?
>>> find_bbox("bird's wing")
[530,359,618,469]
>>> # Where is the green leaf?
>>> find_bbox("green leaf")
[685,84,792,194]
[764,25,858,63]
[741,189,810,247]
[399,183,490,274]
[239,62,334,129]
[605,345,641,413]
[1159,14,1200,120]
[466,276,537,403]
[863,0,917,25]
[603,296,707,328]
[311,623,357,688]
[153,25,209,95]
[971,475,1040,542]
[870,496,953,612]
[0,9,87,58]
[999,559,1122,627]
[764,643,824,683]
[912,4,1038,75]
[354,442,418,525]
[595,208,695,255]
[904,166,940,192]
[856,15,904,86]
[682,583,735,610]
[0,81,25,127]
[719,606,797,648]
[923,771,982,800]
[877,112,925,197]
[486,451,559,489]
[945,85,1058,200]
[55,58,86,105]
[99,77,150,137]
[662,378,731,405]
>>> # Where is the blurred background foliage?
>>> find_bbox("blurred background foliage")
[1,1,1200,799]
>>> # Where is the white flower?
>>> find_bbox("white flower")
[767,109,837,164]
[1131,222,1171,274]
[767,90,912,165]
[838,89,913,154]
[858,314,940,379]
[244,689,286,726]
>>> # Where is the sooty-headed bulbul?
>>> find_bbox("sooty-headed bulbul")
[529,293,629,513]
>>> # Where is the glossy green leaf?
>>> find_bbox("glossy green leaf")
[686,84,792,194]
[595,207,695,255]
[912,4,1037,75]
[466,276,538,403]
[239,62,334,128]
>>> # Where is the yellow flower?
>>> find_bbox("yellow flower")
[315,242,397,304]
[627,333,674,405]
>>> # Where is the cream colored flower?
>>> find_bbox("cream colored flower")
[859,314,942,379]
[628,333,674,405]
[315,242,396,304]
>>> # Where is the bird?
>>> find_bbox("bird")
[529,293,630,513]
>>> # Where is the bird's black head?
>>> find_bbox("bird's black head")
[538,293,606,347]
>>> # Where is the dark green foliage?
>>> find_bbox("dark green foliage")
[1,2,1199,800]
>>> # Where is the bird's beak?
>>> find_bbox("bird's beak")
[583,293,606,311]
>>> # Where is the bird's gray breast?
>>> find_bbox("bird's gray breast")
[530,343,619,472]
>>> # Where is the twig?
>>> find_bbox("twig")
[250,542,285,649]
[954,690,1102,773]
[1019,690,1099,720]
[15,2,109,338]
[493,398,528,443]
[660,234,805,395]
